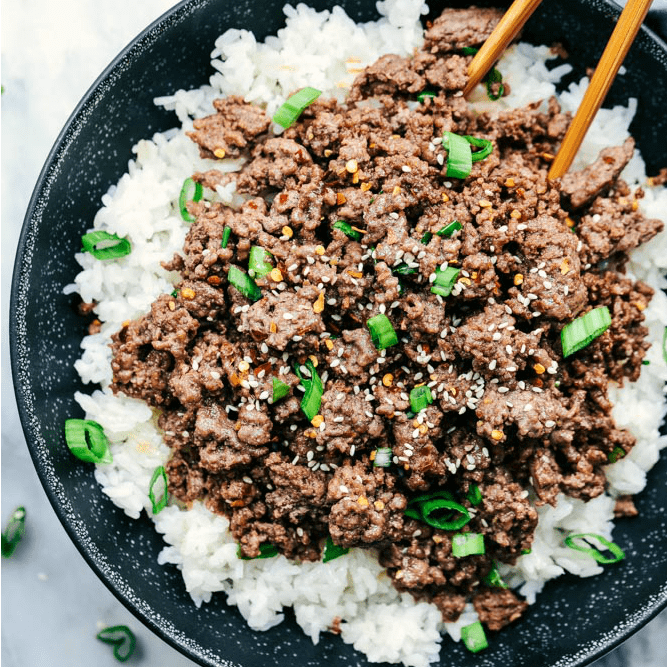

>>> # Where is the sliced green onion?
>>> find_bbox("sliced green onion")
[81,231,131,261]
[373,447,392,468]
[64,419,112,464]
[221,226,231,249]
[367,313,398,350]
[170,289,178,297]
[484,67,504,100]
[436,220,462,237]
[228,265,262,301]
[406,493,471,531]
[295,360,323,422]
[443,131,472,179]
[248,246,273,278]
[466,483,482,506]
[564,533,625,564]
[452,532,485,557]
[608,446,625,463]
[2,506,26,558]
[96,625,136,663]
[332,219,362,241]
[238,542,279,560]
[273,87,322,129]
[462,46,479,56]
[418,90,437,103]
[561,306,611,357]
[642,359,650,366]
[483,562,508,589]
[272,377,290,403]
[461,621,488,653]
[323,536,349,562]
[431,266,460,297]
[179,177,203,222]
[662,326,667,363]
[420,497,470,530]
[404,489,452,520]
[392,263,417,276]
[148,466,168,515]
[410,385,433,413]
[465,136,494,162]
[421,231,433,245]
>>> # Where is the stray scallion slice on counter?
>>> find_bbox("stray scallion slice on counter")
[409,385,433,413]
[443,131,472,179]
[564,533,625,564]
[248,246,273,278]
[148,466,168,514]
[367,313,398,350]
[430,266,460,297]
[561,306,611,357]
[461,621,488,653]
[452,532,485,557]
[483,562,508,589]
[273,86,322,128]
[465,136,494,162]
[227,265,262,301]
[323,536,349,562]
[332,219,362,241]
[466,483,482,506]
[96,625,137,663]
[436,220,462,237]
[1,506,26,558]
[221,226,231,249]
[238,542,279,560]
[178,177,203,222]
[272,377,290,403]
[64,419,113,464]
[81,231,131,261]
[373,447,392,468]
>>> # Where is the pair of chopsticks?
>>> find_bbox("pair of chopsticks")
[464,0,654,179]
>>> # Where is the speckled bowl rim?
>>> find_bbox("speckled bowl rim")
[10,1,667,666]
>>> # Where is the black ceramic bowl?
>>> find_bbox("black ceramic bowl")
[11,1,667,666]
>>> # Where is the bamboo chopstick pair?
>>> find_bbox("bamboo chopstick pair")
[463,0,654,179]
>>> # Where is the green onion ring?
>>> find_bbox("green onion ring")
[564,533,625,564]
[179,177,203,222]
[96,625,137,662]
[148,466,168,514]
[64,419,113,464]
[81,231,131,261]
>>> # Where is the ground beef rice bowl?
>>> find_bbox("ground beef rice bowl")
[64,2,667,665]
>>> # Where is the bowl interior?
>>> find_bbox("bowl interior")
[11,1,667,666]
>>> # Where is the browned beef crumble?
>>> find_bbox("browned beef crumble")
[109,6,663,634]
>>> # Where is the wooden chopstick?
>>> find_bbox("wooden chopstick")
[463,0,543,97]
[548,0,654,180]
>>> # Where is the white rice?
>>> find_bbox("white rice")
[65,2,667,665]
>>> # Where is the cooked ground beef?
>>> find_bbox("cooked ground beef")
[109,6,663,634]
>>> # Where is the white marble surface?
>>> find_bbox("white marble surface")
[2,1,666,666]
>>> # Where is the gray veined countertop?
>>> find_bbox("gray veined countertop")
[2,1,666,666]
